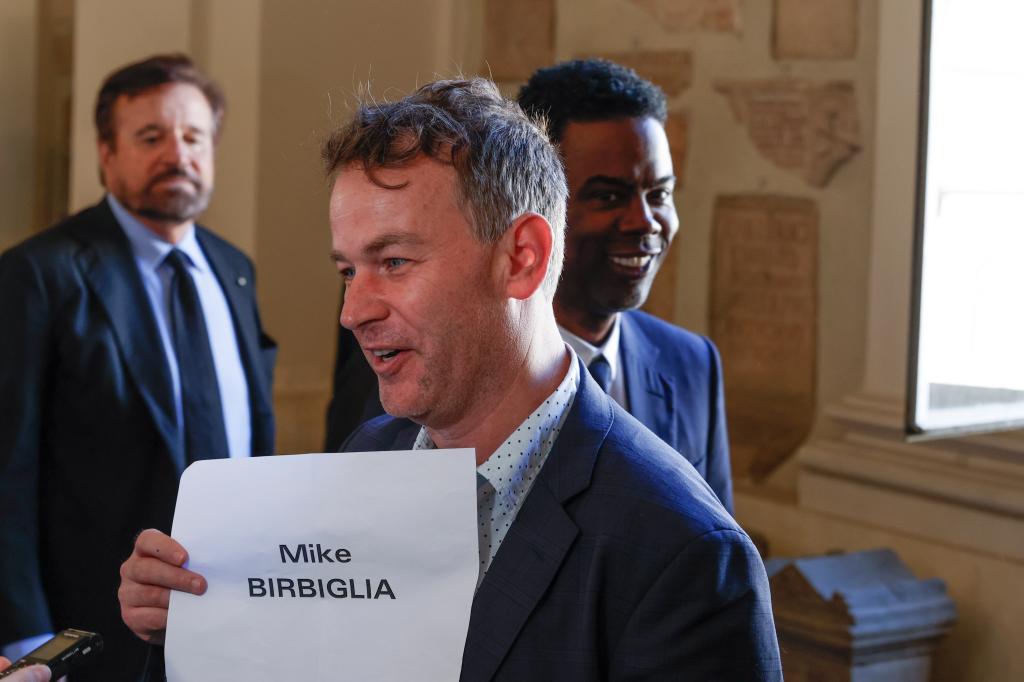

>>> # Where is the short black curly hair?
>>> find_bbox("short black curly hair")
[517,58,667,144]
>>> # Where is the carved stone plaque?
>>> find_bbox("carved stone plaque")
[709,195,818,479]
[577,50,693,96]
[773,0,858,60]
[714,78,860,187]
[484,0,555,81]
[629,0,740,33]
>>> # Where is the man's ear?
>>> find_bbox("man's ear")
[98,139,113,164]
[498,212,553,300]
[97,140,113,186]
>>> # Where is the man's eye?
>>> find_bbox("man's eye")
[595,190,624,204]
[339,267,355,282]
[384,258,408,270]
[648,188,673,205]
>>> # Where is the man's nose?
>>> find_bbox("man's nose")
[620,194,661,235]
[340,275,389,330]
[161,135,190,167]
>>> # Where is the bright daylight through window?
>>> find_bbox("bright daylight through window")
[910,0,1024,436]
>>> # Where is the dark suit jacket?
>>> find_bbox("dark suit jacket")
[0,200,275,682]
[323,318,382,452]
[346,357,780,681]
[619,309,733,511]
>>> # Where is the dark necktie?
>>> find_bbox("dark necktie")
[588,355,613,393]
[164,249,230,463]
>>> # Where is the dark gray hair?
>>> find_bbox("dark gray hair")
[322,78,567,297]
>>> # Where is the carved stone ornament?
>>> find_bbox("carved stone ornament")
[715,78,860,187]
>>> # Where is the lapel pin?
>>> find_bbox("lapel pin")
[237,276,248,287]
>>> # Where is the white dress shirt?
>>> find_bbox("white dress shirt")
[558,316,628,409]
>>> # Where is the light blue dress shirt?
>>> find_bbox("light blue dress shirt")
[108,194,252,459]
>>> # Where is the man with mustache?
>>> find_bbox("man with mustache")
[118,78,780,680]
[517,59,734,512]
[0,54,275,681]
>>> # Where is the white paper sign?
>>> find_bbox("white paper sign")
[165,449,478,682]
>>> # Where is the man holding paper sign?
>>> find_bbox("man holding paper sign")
[120,78,782,680]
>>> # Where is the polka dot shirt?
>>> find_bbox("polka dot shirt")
[412,352,580,588]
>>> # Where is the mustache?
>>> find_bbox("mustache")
[146,167,201,191]
[354,327,412,349]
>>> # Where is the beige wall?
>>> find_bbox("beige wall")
[0,0,38,252]
[254,0,473,452]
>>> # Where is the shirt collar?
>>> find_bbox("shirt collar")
[412,347,580,494]
[107,194,206,273]
[558,315,621,382]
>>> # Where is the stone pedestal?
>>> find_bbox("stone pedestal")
[765,549,956,681]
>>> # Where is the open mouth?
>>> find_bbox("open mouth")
[366,347,412,374]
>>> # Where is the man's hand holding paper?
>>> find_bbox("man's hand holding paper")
[119,529,207,645]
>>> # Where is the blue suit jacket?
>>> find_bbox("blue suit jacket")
[619,309,733,512]
[346,357,780,681]
[0,200,276,682]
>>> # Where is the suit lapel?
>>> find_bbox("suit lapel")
[197,229,274,456]
[619,312,676,447]
[76,201,183,471]
[461,357,611,681]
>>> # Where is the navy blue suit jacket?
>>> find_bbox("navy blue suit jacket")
[346,357,780,681]
[0,200,276,682]
[619,309,733,512]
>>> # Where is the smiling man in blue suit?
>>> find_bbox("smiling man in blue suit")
[119,77,779,680]
[519,59,733,512]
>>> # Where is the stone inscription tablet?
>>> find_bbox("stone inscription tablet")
[577,50,693,96]
[709,195,818,479]
[484,0,555,81]
[773,0,858,60]
[714,78,860,187]
[629,0,740,33]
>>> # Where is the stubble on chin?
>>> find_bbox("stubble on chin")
[135,187,211,224]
